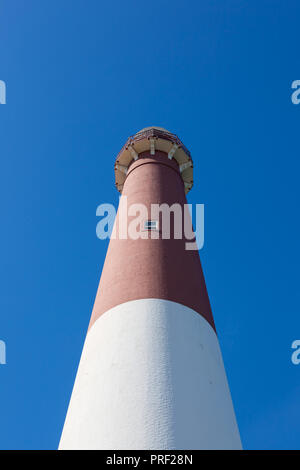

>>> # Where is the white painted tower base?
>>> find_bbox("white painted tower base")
[59,299,242,450]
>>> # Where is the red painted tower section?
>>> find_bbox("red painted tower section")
[90,148,214,331]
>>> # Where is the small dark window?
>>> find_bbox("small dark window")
[144,220,158,230]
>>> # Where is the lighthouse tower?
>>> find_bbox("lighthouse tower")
[59,127,242,450]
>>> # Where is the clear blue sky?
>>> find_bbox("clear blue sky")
[0,0,299,450]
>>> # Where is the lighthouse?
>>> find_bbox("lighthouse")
[59,127,242,450]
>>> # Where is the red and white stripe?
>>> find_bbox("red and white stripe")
[59,129,242,450]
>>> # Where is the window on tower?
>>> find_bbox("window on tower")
[144,220,158,231]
